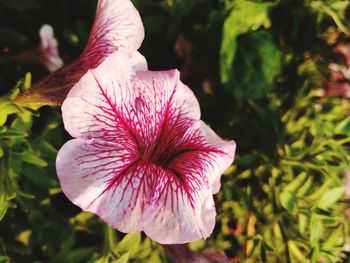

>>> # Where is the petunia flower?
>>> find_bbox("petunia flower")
[9,24,63,73]
[15,0,144,105]
[325,64,350,98]
[163,244,230,263]
[38,24,64,73]
[56,50,236,244]
[324,42,350,98]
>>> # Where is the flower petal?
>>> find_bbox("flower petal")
[81,0,144,68]
[57,138,216,242]
[14,0,144,105]
[62,51,201,148]
[39,24,63,72]
[196,121,236,194]
[56,138,146,232]
[39,24,56,50]
[62,51,146,139]
[142,171,216,244]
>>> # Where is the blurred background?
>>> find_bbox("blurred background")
[0,0,350,262]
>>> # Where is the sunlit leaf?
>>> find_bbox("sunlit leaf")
[310,214,322,245]
[0,189,9,221]
[117,233,141,253]
[280,190,297,213]
[298,213,308,234]
[113,252,130,263]
[323,225,343,248]
[334,116,350,134]
[317,187,345,210]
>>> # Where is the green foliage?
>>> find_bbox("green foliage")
[218,87,350,261]
[310,0,350,35]
[220,0,277,99]
[231,30,281,99]
[1,0,350,262]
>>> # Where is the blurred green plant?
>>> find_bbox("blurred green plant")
[220,0,277,99]
[218,87,350,262]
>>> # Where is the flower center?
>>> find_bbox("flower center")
[140,145,175,167]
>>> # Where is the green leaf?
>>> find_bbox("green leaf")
[317,187,345,210]
[310,214,322,245]
[8,152,22,176]
[0,101,19,126]
[21,152,48,167]
[334,116,350,134]
[0,115,6,127]
[0,101,16,127]
[284,172,309,193]
[230,30,281,99]
[220,0,273,90]
[23,166,57,189]
[117,233,141,253]
[310,1,350,35]
[23,73,32,91]
[23,107,40,117]
[236,154,258,166]
[0,188,9,221]
[323,225,343,248]
[144,251,162,263]
[297,176,313,197]
[66,247,97,262]
[0,127,27,138]
[329,1,350,13]
[0,256,9,262]
[11,112,33,132]
[311,245,319,263]
[298,213,308,234]
[280,190,297,213]
[289,241,306,262]
[307,179,333,201]
[113,252,130,263]
[0,159,10,222]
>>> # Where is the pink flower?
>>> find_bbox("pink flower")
[38,24,64,73]
[56,51,236,244]
[343,170,350,198]
[325,79,350,98]
[8,24,63,73]
[15,0,144,105]
[80,0,144,67]
[325,43,350,98]
[163,244,230,263]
